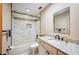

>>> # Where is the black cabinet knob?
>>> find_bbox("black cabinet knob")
[46,51,50,55]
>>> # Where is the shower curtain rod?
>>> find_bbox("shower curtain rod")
[11,11,40,18]
[13,16,39,21]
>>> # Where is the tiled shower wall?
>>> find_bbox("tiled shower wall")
[12,18,37,46]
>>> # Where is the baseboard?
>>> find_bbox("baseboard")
[0,53,6,55]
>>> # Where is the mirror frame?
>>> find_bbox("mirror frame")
[53,7,70,35]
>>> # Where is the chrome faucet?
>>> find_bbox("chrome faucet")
[55,35,60,40]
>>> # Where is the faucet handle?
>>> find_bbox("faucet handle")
[61,37,64,41]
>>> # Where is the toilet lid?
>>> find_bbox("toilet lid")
[30,43,38,48]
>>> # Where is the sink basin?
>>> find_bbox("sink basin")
[48,38,55,40]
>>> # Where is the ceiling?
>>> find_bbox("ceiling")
[12,3,50,16]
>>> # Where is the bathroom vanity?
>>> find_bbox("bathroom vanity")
[37,7,79,55]
[38,36,79,55]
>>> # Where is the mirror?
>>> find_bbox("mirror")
[53,7,70,34]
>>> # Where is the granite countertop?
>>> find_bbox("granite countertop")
[38,36,79,55]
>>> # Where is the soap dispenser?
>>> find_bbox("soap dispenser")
[64,35,69,43]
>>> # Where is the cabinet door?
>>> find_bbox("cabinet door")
[46,44,57,55]
[39,40,57,55]
[38,45,48,55]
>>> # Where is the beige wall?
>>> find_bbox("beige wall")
[3,3,11,30]
[2,3,11,54]
[0,3,2,54]
[35,20,40,35]
[40,3,79,40]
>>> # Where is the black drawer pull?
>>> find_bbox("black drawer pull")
[46,51,50,55]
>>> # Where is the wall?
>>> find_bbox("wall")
[0,3,2,54]
[3,3,11,30]
[40,3,79,40]
[12,19,37,46]
[12,13,40,46]
[35,20,40,35]
[2,3,11,54]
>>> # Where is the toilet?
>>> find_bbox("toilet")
[30,43,39,55]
